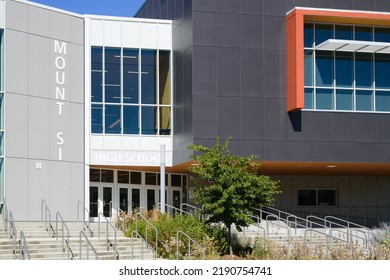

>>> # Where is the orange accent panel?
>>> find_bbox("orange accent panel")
[286,10,304,112]
[286,8,390,112]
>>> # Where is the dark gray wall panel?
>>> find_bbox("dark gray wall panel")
[241,14,263,49]
[241,140,264,159]
[193,12,216,46]
[309,112,334,141]
[192,0,218,12]
[333,114,355,142]
[241,0,264,15]
[241,48,264,97]
[217,0,240,13]
[264,141,289,161]
[376,115,390,143]
[330,0,354,10]
[241,98,265,140]
[218,97,241,139]
[288,141,312,161]
[354,114,377,143]
[193,96,218,138]
[263,49,286,98]
[217,47,240,96]
[263,98,288,140]
[216,13,240,47]
[263,16,285,50]
[193,46,217,95]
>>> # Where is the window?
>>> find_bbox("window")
[118,171,130,184]
[304,23,390,112]
[130,172,142,185]
[90,169,100,182]
[101,169,114,183]
[298,189,337,207]
[90,47,172,135]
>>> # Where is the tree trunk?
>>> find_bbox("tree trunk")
[228,224,233,256]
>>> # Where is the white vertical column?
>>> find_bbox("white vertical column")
[160,144,165,213]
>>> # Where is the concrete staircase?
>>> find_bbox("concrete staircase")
[0,217,155,260]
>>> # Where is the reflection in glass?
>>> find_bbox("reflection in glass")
[130,172,142,184]
[105,105,121,134]
[335,25,353,40]
[376,91,390,112]
[356,53,373,88]
[375,54,390,89]
[374,27,390,43]
[91,104,103,133]
[141,50,157,104]
[298,189,316,206]
[123,105,139,134]
[336,89,353,110]
[336,52,353,88]
[304,23,314,48]
[123,49,139,104]
[315,24,333,45]
[355,26,373,41]
[356,90,373,111]
[160,107,171,135]
[101,169,114,183]
[159,50,171,105]
[316,51,334,87]
[105,47,121,103]
[304,50,313,86]
[304,88,314,109]
[89,169,100,182]
[118,171,130,184]
[142,106,157,135]
[91,47,103,103]
[89,187,98,218]
[316,88,333,110]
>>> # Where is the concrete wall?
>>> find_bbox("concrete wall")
[273,175,390,227]
[4,0,84,221]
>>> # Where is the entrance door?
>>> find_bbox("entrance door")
[119,188,128,212]
[173,190,180,215]
[90,186,99,218]
[132,188,140,212]
[103,187,112,217]
[147,189,155,211]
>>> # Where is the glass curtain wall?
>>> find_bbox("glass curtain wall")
[91,47,172,136]
[304,23,390,112]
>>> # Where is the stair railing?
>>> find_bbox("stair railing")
[158,203,192,217]
[176,230,206,260]
[136,212,158,258]
[79,231,98,260]
[109,201,126,232]
[2,200,8,235]
[19,231,31,260]
[56,212,74,260]
[243,214,266,238]
[9,211,17,254]
[41,199,54,237]
[131,230,156,260]
[265,214,292,244]
[325,215,370,245]
[98,212,118,256]
[180,203,203,220]
[77,201,92,237]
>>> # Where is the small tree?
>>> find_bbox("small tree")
[188,138,280,255]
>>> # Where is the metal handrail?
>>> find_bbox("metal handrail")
[131,230,156,260]
[304,228,351,249]
[176,230,206,260]
[109,201,127,232]
[77,201,92,236]
[158,203,192,217]
[56,212,74,260]
[19,231,31,260]
[41,199,54,237]
[325,215,370,239]
[9,212,17,254]
[79,231,98,260]
[265,214,292,244]
[98,212,117,254]
[136,212,158,258]
[2,200,8,235]
[243,214,266,238]
[180,203,203,219]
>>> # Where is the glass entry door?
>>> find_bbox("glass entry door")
[89,186,112,220]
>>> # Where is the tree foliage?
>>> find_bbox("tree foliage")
[188,138,280,254]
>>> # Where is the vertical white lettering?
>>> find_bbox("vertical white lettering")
[57,132,64,145]
[54,40,67,55]
[56,102,65,115]
[55,56,66,70]
[56,72,65,85]
[58,148,62,161]
[55,87,65,100]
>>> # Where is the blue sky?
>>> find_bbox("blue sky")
[30,0,146,17]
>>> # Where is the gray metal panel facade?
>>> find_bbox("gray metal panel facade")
[137,0,390,165]
[4,0,84,221]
